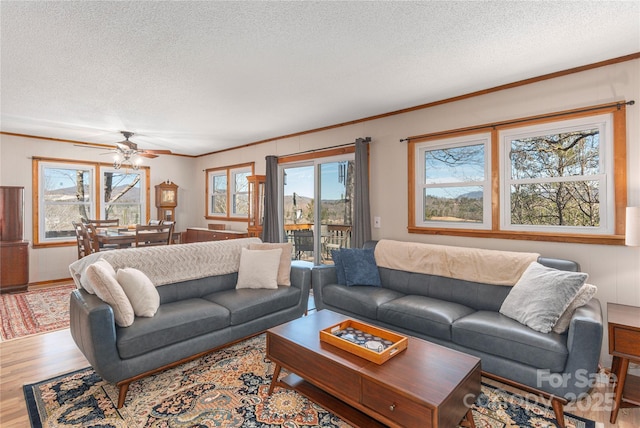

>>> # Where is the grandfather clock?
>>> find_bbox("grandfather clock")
[155,181,178,223]
[246,175,265,238]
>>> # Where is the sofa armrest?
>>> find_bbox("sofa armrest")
[290,265,312,304]
[538,298,603,398]
[311,265,337,310]
[69,289,124,382]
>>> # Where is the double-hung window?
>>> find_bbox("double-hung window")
[33,157,150,247]
[414,133,491,229]
[409,103,627,244]
[206,162,253,220]
[38,160,95,242]
[101,168,145,226]
[500,114,613,234]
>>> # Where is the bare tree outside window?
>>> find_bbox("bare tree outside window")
[509,128,601,227]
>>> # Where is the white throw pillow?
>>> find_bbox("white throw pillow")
[249,242,292,286]
[500,262,588,333]
[81,259,115,294]
[236,248,282,290]
[85,261,134,327]
[552,283,597,334]
[117,268,160,317]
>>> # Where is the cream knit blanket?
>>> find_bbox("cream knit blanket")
[374,239,539,286]
[69,238,262,292]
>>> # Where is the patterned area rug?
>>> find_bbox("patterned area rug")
[24,334,595,428]
[0,284,76,341]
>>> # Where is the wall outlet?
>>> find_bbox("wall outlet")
[374,216,381,228]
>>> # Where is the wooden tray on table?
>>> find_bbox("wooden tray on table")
[319,319,408,364]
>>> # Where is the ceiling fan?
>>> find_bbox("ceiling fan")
[79,131,172,170]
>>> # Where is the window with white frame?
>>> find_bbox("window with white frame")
[38,160,95,242]
[33,157,151,247]
[209,172,227,216]
[206,163,253,220]
[408,104,626,244]
[414,133,491,229]
[500,114,613,234]
[101,168,145,226]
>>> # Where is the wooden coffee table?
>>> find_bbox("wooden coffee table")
[267,310,481,428]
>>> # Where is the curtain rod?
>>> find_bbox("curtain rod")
[278,137,371,157]
[400,100,635,142]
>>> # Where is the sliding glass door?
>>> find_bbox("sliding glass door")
[280,154,354,264]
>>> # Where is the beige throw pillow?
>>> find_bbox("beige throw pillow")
[117,268,160,317]
[249,242,292,286]
[81,259,115,294]
[236,248,282,290]
[85,261,135,327]
[552,283,597,334]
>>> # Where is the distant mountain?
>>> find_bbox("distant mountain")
[458,191,483,199]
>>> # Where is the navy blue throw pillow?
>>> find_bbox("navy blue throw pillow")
[340,248,381,287]
[331,249,347,285]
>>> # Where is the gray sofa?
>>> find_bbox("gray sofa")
[69,239,311,408]
[312,240,602,426]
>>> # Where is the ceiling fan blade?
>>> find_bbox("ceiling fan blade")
[137,153,159,159]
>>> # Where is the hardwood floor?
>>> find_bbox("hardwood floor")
[1,328,639,427]
[0,329,87,427]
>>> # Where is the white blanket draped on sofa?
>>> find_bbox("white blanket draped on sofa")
[69,238,262,292]
[374,239,539,286]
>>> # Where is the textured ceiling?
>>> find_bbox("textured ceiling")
[1,1,639,156]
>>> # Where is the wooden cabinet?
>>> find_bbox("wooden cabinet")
[0,186,29,292]
[608,302,640,423]
[183,227,248,243]
[1,241,29,292]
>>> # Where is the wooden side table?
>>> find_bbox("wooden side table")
[608,302,640,423]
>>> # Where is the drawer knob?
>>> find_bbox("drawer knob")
[389,403,396,412]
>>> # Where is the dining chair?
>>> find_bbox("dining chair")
[323,225,351,260]
[83,223,102,254]
[83,218,120,227]
[293,229,314,260]
[72,221,91,259]
[135,223,173,247]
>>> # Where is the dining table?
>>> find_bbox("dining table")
[95,228,136,248]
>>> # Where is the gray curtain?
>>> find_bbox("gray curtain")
[352,138,371,248]
[261,155,281,242]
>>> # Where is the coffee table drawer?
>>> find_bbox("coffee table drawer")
[361,378,432,428]
[268,332,361,399]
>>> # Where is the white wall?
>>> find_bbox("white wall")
[0,136,200,282]
[195,59,640,366]
[1,58,638,366]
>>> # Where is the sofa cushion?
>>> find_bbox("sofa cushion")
[249,242,293,285]
[86,260,135,327]
[322,284,403,320]
[452,311,568,372]
[157,273,238,304]
[236,247,282,289]
[117,268,160,317]
[116,298,230,359]
[377,267,513,311]
[340,248,381,287]
[500,262,587,333]
[552,283,597,334]
[331,249,347,285]
[205,286,300,325]
[378,295,475,341]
